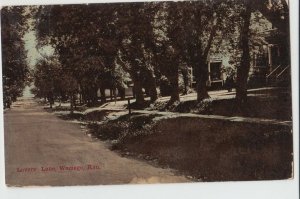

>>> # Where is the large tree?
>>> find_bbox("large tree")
[235,0,289,104]
[152,1,235,104]
[33,57,66,108]
[235,0,253,104]
[115,2,158,105]
[151,2,184,105]
[179,0,235,102]
[35,4,125,106]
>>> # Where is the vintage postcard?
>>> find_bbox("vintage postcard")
[1,0,294,187]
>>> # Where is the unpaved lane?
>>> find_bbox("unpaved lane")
[4,98,188,186]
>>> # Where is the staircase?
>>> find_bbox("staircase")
[266,65,290,87]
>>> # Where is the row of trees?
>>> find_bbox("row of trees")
[2,0,288,109]
[2,7,30,108]
[33,1,236,108]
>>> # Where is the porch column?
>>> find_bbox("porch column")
[190,67,193,88]
[207,61,211,86]
[267,44,272,72]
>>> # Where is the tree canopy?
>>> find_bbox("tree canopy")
[2,0,288,110]
[2,6,30,108]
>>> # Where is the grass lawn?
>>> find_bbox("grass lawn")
[89,113,293,181]
[53,87,293,181]
[153,87,292,121]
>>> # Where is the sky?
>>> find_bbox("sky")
[23,30,55,69]
[22,8,55,70]
[23,30,41,68]
[22,19,54,97]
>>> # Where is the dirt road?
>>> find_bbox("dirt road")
[4,97,188,186]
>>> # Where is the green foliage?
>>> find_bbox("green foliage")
[33,57,69,99]
[35,4,129,104]
[31,0,289,106]
[2,6,29,107]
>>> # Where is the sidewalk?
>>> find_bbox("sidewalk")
[82,87,291,127]
[133,110,292,127]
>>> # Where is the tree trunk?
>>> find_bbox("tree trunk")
[236,4,252,104]
[133,78,144,105]
[100,86,106,103]
[6,100,11,108]
[113,87,117,104]
[70,94,74,115]
[82,90,87,104]
[78,84,82,105]
[167,73,180,105]
[110,89,113,101]
[118,87,125,100]
[182,68,189,95]
[147,71,158,102]
[73,95,77,108]
[79,92,82,105]
[196,59,210,102]
[48,92,54,109]
[91,87,98,105]
[196,80,209,102]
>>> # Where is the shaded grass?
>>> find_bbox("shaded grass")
[150,88,292,121]
[44,105,87,112]
[88,113,158,141]
[56,110,117,122]
[57,113,84,120]
[174,95,291,121]
[89,114,293,181]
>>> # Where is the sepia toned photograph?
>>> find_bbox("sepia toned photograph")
[1,0,293,187]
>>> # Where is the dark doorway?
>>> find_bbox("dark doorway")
[210,62,222,80]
